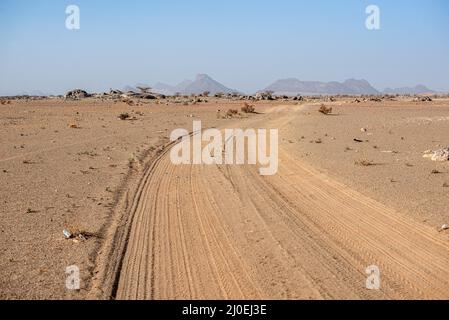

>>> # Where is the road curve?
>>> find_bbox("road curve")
[114,105,449,300]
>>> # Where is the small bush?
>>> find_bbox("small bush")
[355,159,376,167]
[241,103,256,114]
[118,113,130,120]
[318,104,332,115]
[226,109,239,118]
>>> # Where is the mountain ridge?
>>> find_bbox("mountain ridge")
[122,74,439,96]
[382,85,435,95]
[262,78,380,96]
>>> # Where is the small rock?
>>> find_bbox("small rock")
[63,229,72,239]
[439,224,449,232]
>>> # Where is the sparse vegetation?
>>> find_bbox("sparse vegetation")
[119,113,130,120]
[128,157,136,168]
[241,102,256,114]
[318,104,332,115]
[226,109,239,118]
[77,150,98,157]
[355,159,376,167]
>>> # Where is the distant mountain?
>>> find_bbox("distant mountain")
[174,79,194,93]
[152,82,176,95]
[262,78,379,96]
[383,85,435,95]
[152,74,237,95]
[181,74,237,95]
[342,79,379,95]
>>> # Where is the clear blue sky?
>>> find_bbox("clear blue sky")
[1,0,448,95]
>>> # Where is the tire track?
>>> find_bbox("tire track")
[114,105,449,300]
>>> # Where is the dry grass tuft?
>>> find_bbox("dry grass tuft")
[355,159,376,167]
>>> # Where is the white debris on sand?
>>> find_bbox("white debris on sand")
[423,148,449,162]
[63,229,72,239]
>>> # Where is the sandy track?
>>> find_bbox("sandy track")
[114,105,449,300]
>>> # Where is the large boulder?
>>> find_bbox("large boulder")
[139,94,157,100]
[65,89,89,100]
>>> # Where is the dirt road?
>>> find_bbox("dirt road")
[113,105,449,300]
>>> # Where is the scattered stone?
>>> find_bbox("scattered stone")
[439,224,449,232]
[255,92,274,101]
[414,96,432,102]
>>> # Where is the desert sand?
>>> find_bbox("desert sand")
[1,96,448,299]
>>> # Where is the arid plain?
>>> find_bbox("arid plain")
[1,95,449,299]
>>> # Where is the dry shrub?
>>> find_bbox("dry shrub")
[226,109,239,118]
[318,104,332,115]
[241,102,256,114]
[355,159,376,167]
[118,113,130,120]
[122,98,134,106]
